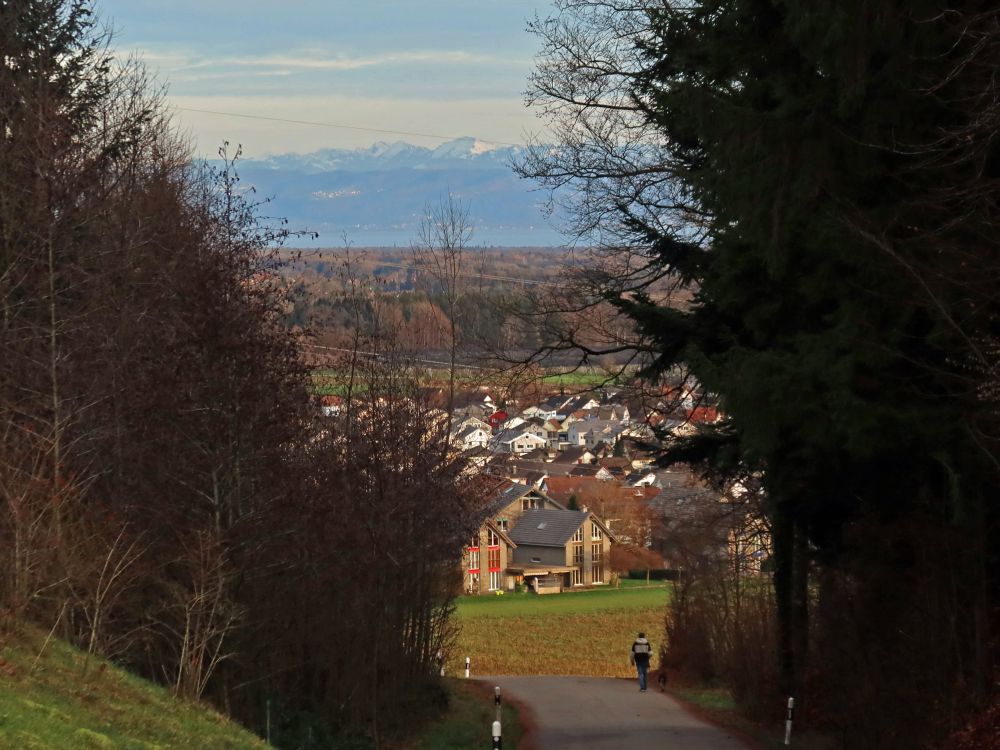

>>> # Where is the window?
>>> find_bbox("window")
[469,572,480,590]
[468,548,480,572]
[488,529,500,547]
[488,547,500,571]
[471,532,480,548]
[572,544,584,565]
[591,522,603,541]
[572,568,583,585]
[497,518,508,531]
[521,497,539,510]
[591,543,602,563]
[489,570,502,591]
[572,526,583,543]
[592,564,604,584]
[530,556,541,563]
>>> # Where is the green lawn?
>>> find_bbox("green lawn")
[453,584,670,677]
[0,628,268,750]
[539,371,621,387]
[456,584,669,619]
[310,365,632,395]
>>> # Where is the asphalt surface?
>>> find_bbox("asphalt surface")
[489,676,754,750]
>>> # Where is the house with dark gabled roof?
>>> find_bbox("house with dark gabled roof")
[490,428,548,455]
[551,446,595,466]
[487,482,565,532]
[562,394,601,414]
[453,424,491,452]
[569,464,613,480]
[521,447,550,462]
[507,508,616,592]
[597,404,630,422]
[541,393,571,412]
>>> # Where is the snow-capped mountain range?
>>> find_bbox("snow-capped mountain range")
[250,137,521,174]
[218,137,563,247]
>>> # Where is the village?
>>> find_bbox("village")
[321,384,772,597]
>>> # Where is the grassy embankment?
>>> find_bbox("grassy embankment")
[0,627,525,750]
[0,628,268,750]
[452,581,670,677]
[406,679,526,750]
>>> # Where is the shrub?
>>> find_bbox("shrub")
[663,571,779,720]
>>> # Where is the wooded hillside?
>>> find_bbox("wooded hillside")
[0,4,487,748]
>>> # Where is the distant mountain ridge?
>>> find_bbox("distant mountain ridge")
[217,138,564,247]
[249,136,523,174]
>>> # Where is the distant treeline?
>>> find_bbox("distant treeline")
[282,247,648,366]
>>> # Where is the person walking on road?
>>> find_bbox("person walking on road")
[630,632,653,692]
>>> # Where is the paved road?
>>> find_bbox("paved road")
[489,676,753,750]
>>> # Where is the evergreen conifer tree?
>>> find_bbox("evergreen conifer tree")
[524,2,999,742]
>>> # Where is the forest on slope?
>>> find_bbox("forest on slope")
[0,3,488,748]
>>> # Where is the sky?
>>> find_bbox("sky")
[99,0,553,159]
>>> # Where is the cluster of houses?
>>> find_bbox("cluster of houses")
[316,385,769,596]
[450,391,646,456]
[451,388,768,595]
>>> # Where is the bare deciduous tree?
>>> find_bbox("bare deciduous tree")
[413,192,474,438]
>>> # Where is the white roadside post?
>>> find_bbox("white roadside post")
[494,686,502,723]
[465,656,470,678]
[491,719,502,749]
[784,696,795,745]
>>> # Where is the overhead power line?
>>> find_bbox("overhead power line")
[176,107,524,148]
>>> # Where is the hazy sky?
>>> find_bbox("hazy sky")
[99,0,552,158]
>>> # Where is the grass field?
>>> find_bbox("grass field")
[0,628,267,750]
[539,372,619,387]
[452,584,670,677]
[309,365,632,396]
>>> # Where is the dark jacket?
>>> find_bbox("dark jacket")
[631,637,652,667]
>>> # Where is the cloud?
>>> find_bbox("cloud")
[119,47,525,74]
[214,50,523,70]
[165,94,544,157]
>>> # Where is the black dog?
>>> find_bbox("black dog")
[654,668,667,691]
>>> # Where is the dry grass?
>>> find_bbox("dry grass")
[451,585,669,677]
